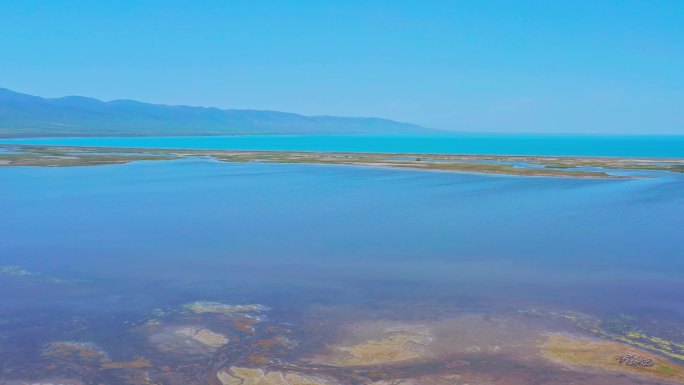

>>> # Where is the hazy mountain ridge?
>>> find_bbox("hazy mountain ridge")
[0,88,433,137]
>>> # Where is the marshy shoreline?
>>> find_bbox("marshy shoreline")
[2,144,683,178]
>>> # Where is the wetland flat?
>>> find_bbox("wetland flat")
[2,144,684,178]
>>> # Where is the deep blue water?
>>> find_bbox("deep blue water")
[1,159,683,319]
[2,134,684,157]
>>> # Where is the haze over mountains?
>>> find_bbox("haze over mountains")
[0,88,433,138]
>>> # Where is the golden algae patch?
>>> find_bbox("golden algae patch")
[217,367,339,385]
[101,358,152,369]
[312,324,434,367]
[539,333,684,382]
[610,332,684,362]
[310,315,544,368]
[548,311,684,362]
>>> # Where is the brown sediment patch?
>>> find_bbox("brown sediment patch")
[101,358,152,369]
[216,367,340,385]
[256,335,297,352]
[539,333,684,382]
[311,323,434,367]
[42,341,108,362]
[232,314,259,333]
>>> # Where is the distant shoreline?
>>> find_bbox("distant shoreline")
[3,144,683,178]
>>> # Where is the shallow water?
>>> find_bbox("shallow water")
[0,147,22,154]
[1,159,683,384]
[3,133,684,157]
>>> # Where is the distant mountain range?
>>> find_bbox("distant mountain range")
[0,87,434,138]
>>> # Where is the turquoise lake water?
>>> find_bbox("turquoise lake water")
[2,134,684,157]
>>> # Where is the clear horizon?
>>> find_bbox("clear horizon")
[3,3,684,383]
[2,1,683,134]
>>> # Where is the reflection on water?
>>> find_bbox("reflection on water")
[1,159,683,384]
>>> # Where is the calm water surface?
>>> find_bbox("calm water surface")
[3,134,684,157]
[2,159,683,303]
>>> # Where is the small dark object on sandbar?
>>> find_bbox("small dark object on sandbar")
[618,353,654,368]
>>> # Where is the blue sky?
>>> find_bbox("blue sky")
[1,0,682,133]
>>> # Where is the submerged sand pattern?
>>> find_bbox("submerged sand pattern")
[183,301,269,315]
[150,326,229,354]
[217,367,339,385]
[174,327,229,347]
